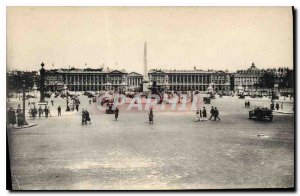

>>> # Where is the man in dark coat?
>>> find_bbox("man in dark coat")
[44,107,49,118]
[38,106,43,118]
[115,107,119,121]
[209,106,215,120]
[82,109,86,125]
[58,106,61,116]
[85,110,91,124]
[213,107,220,121]
[148,108,154,124]
[276,103,280,110]
[202,106,207,120]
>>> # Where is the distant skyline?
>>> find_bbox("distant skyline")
[7,7,293,73]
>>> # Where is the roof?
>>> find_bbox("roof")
[247,63,260,71]
[148,69,215,74]
[127,72,143,77]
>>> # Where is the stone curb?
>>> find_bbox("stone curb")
[12,123,38,129]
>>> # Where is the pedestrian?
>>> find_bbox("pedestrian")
[76,104,79,112]
[199,109,203,121]
[209,106,215,120]
[245,101,247,108]
[58,106,61,116]
[281,102,283,110]
[51,100,54,106]
[44,107,49,118]
[8,107,16,126]
[89,99,91,105]
[195,110,200,122]
[115,107,119,121]
[28,101,30,106]
[213,107,220,121]
[275,103,279,110]
[248,101,250,108]
[202,107,207,121]
[81,109,86,125]
[38,106,43,118]
[85,110,91,124]
[32,106,37,119]
[17,112,24,127]
[148,108,154,124]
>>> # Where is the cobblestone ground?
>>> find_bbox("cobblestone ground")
[7,95,294,190]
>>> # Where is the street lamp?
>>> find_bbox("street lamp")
[63,85,70,111]
[22,80,28,125]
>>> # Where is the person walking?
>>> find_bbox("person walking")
[276,103,280,110]
[38,106,43,118]
[32,106,37,119]
[115,107,119,121]
[58,106,61,116]
[195,110,200,122]
[81,109,86,125]
[76,104,79,112]
[44,107,49,118]
[51,100,54,106]
[209,106,215,120]
[17,112,24,127]
[148,108,154,124]
[8,107,16,126]
[202,107,207,121]
[213,107,220,121]
[85,110,91,124]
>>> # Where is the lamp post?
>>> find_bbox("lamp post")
[63,85,70,111]
[22,80,28,125]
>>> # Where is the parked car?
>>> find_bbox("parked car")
[105,103,116,114]
[249,106,273,121]
[203,97,211,104]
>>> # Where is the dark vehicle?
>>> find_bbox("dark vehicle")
[101,97,111,106]
[88,94,95,98]
[92,97,97,102]
[83,91,90,96]
[203,97,211,104]
[239,94,245,99]
[44,92,52,98]
[210,93,216,99]
[26,94,35,99]
[249,106,273,121]
[105,103,116,114]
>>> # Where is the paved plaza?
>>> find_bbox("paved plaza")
[7,95,294,190]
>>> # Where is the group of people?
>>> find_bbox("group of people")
[195,107,207,122]
[270,102,283,110]
[37,106,51,118]
[244,101,251,108]
[195,106,220,121]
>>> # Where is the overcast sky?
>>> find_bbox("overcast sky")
[7,6,293,73]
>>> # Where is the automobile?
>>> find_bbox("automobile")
[239,94,245,99]
[249,106,273,121]
[44,92,52,98]
[105,103,116,114]
[92,97,97,103]
[210,93,216,99]
[37,102,48,110]
[88,94,95,98]
[101,97,111,106]
[26,94,35,99]
[203,97,211,104]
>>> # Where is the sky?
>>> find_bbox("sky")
[7,6,293,73]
